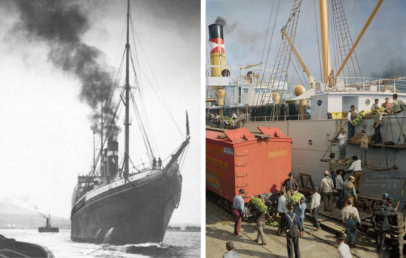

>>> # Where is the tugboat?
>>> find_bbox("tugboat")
[38,215,59,233]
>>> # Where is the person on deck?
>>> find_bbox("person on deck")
[223,241,239,258]
[335,232,352,258]
[382,98,391,108]
[277,189,288,236]
[337,129,347,160]
[385,94,401,113]
[359,130,368,167]
[329,153,337,188]
[233,189,246,236]
[220,118,226,129]
[310,187,321,231]
[282,173,299,198]
[336,169,345,210]
[347,105,358,140]
[346,156,362,193]
[320,171,334,211]
[152,157,157,169]
[343,176,357,207]
[371,99,380,112]
[284,202,304,258]
[372,197,396,253]
[294,197,306,231]
[342,198,361,248]
[374,106,383,144]
[157,158,162,169]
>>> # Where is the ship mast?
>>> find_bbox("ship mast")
[318,0,331,83]
[124,0,131,179]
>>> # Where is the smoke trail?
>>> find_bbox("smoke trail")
[11,0,120,137]
[215,16,226,26]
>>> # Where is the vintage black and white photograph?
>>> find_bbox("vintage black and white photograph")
[0,0,201,257]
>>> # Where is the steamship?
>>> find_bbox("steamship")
[71,0,190,245]
[206,0,406,207]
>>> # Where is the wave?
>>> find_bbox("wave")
[125,244,191,258]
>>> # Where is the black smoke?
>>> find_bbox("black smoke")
[215,16,226,26]
[11,0,120,137]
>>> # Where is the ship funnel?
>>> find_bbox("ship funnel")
[107,138,118,177]
[208,24,225,77]
[102,148,108,177]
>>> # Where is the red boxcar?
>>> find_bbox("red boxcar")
[206,127,292,205]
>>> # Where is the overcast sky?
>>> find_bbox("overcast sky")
[206,0,406,90]
[0,0,200,225]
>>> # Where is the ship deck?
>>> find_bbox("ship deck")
[206,199,384,258]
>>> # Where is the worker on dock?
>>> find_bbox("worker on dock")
[373,106,383,144]
[255,198,269,246]
[277,189,288,236]
[335,232,352,258]
[284,202,304,258]
[342,198,361,248]
[282,173,299,198]
[379,193,389,209]
[294,197,306,231]
[372,197,395,253]
[337,129,347,161]
[385,94,401,113]
[320,171,334,211]
[383,196,396,211]
[371,99,380,112]
[329,153,337,188]
[336,169,345,210]
[310,187,321,231]
[232,189,246,237]
[346,156,362,193]
[343,176,357,207]
[347,105,358,140]
[359,130,368,167]
[223,241,239,258]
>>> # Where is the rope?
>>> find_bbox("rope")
[322,118,346,159]
[379,114,390,168]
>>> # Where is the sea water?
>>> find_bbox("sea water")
[1,229,200,258]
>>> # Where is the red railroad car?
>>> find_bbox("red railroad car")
[206,127,292,210]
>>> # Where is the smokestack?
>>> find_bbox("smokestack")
[102,148,108,177]
[208,24,225,77]
[107,138,118,177]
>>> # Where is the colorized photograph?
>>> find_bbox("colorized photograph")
[0,0,200,257]
[206,0,406,257]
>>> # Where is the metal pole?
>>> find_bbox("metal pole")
[319,0,331,83]
[124,0,130,179]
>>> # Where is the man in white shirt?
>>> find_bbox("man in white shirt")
[337,129,347,160]
[346,156,362,193]
[320,171,334,211]
[347,105,358,140]
[223,241,239,258]
[342,198,361,247]
[336,169,345,210]
[277,189,288,236]
[335,232,352,258]
[310,187,321,231]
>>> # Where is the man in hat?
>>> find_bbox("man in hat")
[310,186,321,231]
[372,196,396,253]
[347,105,358,140]
[336,169,345,209]
[277,189,288,236]
[329,153,337,188]
[223,241,239,258]
[342,198,361,247]
[233,189,246,236]
[335,232,352,258]
[371,99,380,112]
[359,130,368,167]
[294,197,306,231]
[283,202,304,258]
[347,156,362,193]
[282,173,299,198]
[385,93,401,113]
[320,170,334,211]
[337,129,347,160]
[343,176,357,207]
[373,106,383,144]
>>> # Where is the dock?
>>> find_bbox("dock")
[206,199,389,258]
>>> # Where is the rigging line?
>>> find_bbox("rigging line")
[129,18,184,138]
[253,0,281,108]
[313,0,323,80]
[251,0,276,107]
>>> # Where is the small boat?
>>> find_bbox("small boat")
[0,234,54,258]
[38,215,59,233]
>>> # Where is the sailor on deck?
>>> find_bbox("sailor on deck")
[373,107,383,144]
[347,105,358,140]
[370,99,380,112]
[385,94,401,113]
[152,157,157,169]
[382,98,391,109]
[157,158,162,169]
[359,130,368,167]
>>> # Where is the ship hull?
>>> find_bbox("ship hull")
[71,169,181,245]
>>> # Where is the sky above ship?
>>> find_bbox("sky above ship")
[207,0,406,91]
[0,0,201,225]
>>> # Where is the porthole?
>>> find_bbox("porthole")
[365,99,370,106]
